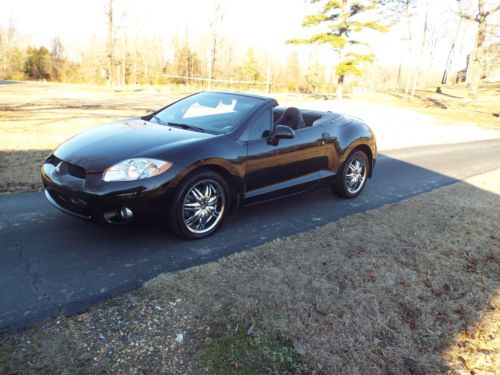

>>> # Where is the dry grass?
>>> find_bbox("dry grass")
[1,169,499,374]
[0,82,184,193]
[382,84,500,131]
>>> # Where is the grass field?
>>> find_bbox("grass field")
[1,169,499,374]
[0,82,184,193]
[1,81,499,193]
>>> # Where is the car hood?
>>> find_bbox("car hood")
[53,119,214,173]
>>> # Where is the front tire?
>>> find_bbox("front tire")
[332,150,369,199]
[166,170,229,239]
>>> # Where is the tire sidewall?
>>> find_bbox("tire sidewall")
[172,170,229,239]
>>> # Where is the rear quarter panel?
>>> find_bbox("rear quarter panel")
[320,116,377,174]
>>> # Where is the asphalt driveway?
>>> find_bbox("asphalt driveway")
[1,139,499,331]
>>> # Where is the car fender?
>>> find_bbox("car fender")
[322,118,376,175]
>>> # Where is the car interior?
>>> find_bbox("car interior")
[272,107,335,130]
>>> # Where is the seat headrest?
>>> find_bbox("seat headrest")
[275,107,305,130]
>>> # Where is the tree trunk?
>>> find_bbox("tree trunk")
[210,36,217,83]
[106,0,114,87]
[337,74,344,99]
[411,2,429,97]
[441,21,461,85]
[207,48,212,89]
[122,49,126,87]
[266,52,271,94]
[396,46,404,88]
[0,30,5,78]
[404,5,413,97]
[466,7,487,98]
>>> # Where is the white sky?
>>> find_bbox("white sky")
[0,0,306,47]
[0,0,481,71]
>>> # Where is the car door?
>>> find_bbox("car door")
[242,107,328,203]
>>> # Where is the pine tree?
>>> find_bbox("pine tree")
[24,47,50,80]
[288,0,389,98]
[243,48,260,82]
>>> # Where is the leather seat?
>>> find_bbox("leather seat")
[274,107,305,130]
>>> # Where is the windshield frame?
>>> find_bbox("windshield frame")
[144,92,268,136]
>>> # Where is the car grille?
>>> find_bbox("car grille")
[47,188,91,218]
[46,155,86,179]
[67,163,86,178]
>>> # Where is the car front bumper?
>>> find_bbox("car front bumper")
[41,159,183,223]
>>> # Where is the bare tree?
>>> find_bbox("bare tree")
[403,1,416,96]
[382,1,418,91]
[410,0,429,97]
[0,26,5,77]
[207,0,227,88]
[440,17,464,87]
[457,0,500,98]
[105,0,115,86]
[0,19,26,80]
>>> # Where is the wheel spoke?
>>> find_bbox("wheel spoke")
[207,194,219,205]
[185,210,202,225]
[204,184,211,198]
[184,202,201,210]
[191,187,203,200]
[198,214,212,229]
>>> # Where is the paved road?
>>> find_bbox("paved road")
[0,80,23,85]
[1,139,499,331]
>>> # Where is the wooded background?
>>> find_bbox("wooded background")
[0,0,498,98]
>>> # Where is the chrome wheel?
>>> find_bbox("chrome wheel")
[345,158,367,194]
[182,179,225,234]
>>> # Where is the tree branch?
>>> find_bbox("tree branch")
[457,12,478,22]
[485,5,500,16]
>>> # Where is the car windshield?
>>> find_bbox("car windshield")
[150,92,263,134]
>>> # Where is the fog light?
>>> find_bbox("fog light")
[120,207,133,220]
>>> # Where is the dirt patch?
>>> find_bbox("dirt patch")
[1,169,499,374]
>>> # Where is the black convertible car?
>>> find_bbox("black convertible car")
[42,91,376,239]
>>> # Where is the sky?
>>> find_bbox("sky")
[0,0,481,71]
[0,0,307,48]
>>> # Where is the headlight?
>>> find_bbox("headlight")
[103,158,173,182]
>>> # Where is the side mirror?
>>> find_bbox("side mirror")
[268,125,295,145]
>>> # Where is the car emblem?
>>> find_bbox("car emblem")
[54,161,63,174]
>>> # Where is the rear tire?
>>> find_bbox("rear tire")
[166,170,229,240]
[332,150,369,199]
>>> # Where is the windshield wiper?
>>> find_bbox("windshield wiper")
[167,122,205,133]
[151,115,167,125]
